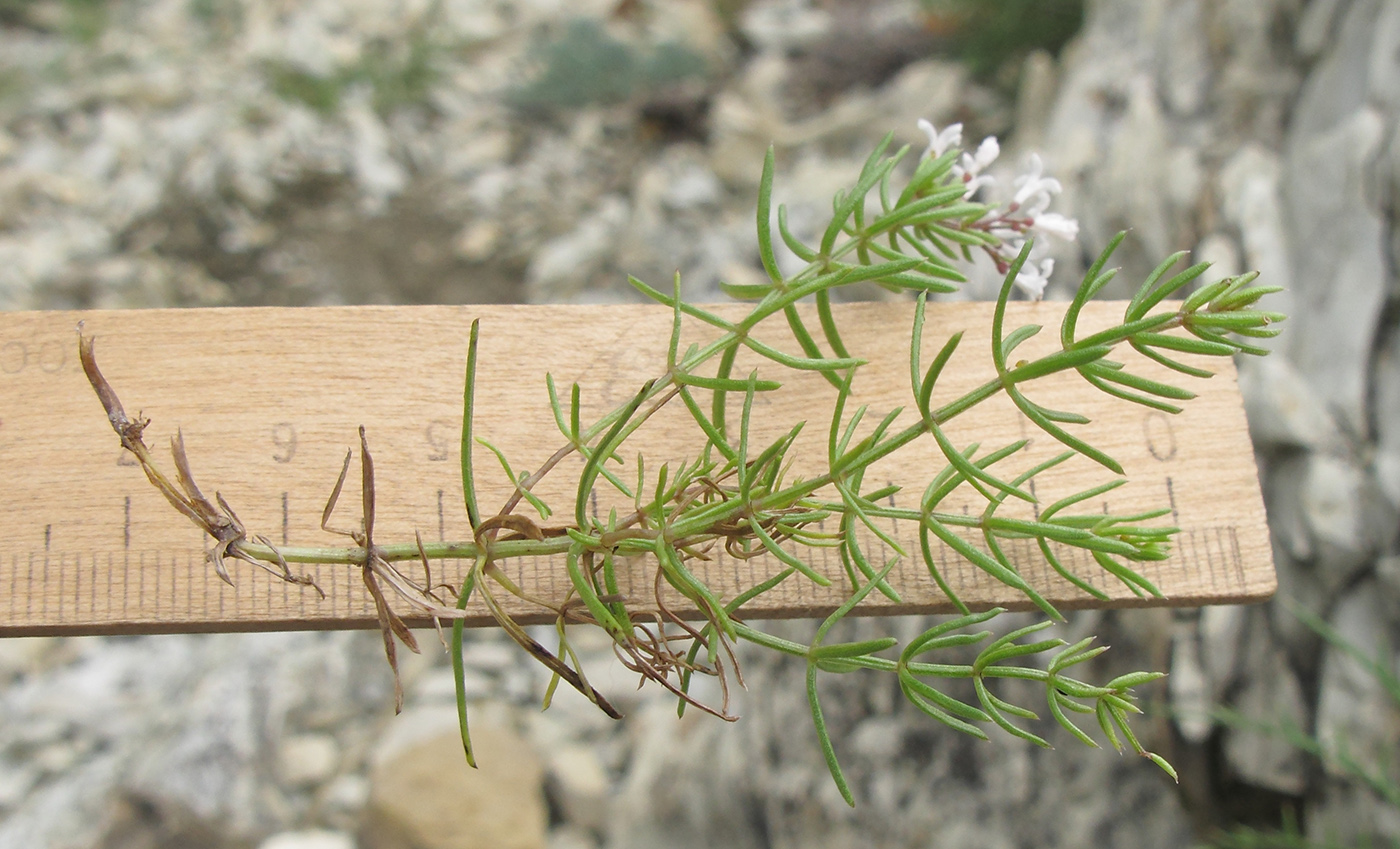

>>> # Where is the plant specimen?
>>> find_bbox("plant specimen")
[79,122,1283,804]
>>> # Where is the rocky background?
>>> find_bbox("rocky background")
[2,0,1398,847]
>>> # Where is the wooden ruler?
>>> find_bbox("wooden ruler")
[0,301,1273,636]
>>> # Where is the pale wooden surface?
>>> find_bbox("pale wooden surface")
[0,302,1274,636]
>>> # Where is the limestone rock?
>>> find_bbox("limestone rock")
[1218,145,1292,321]
[1221,611,1308,795]
[1374,319,1400,509]
[544,744,611,832]
[362,705,546,849]
[278,733,343,788]
[1283,0,1390,431]
[260,829,358,849]
[1299,453,1396,585]
[1199,603,1248,697]
[1170,615,1213,743]
[1237,353,1339,451]
[1313,584,1400,781]
[524,195,630,302]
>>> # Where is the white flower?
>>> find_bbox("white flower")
[1014,257,1054,301]
[1030,212,1079,242]
[1011,153,1063,215]
[953,136,999,198]
[917,119,962,159]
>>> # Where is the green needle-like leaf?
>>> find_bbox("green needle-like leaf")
[756,146,783,286]
[451,558,482,768]
[460,319,482,529]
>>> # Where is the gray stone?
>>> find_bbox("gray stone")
[1313,583,1400,781]
[320,773,371,817]
[1264,453,1315,563]
[0,751,139,849]
[1378,555,1400,621]
[1221,611,1308,795]
[260,830,357,849]
[278,733,342,788]
[547,826,598,849]
[1193,232,1242,280]
[1299,453,1395,584]
[1218,145,1292,319]
[738,1,832,53]
[1199,604,1248,697]
[363,704,546,849]
[412,666,495,705]
[524,195,630,302]
[1374,317,1400,508]
[1170,616,1213,743]
[1284,82,1388,429]
[1297,0,1347,58]
[0,761,37,811]
[1370,0,1400,109]
[1237,353,1341,451]
[544,743,611,831]
[1157,0,1211,116]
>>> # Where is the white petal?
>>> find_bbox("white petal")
[1012,154,1054,206]
[918,119,962,159]
[973,136,1000,170]
[962,174,995,199]
[1032,212,1079,241]
[1017,189,1053,217]
[1014,258,1053,301]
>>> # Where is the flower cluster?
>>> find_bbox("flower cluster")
[917,119,1080,300]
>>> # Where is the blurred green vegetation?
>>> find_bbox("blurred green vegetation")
[507,17,707,112]
[186,0,243,39]
[264,31,442,117]
[921,0,1084,80]
[0,67,25,101]
[0,0,108,41]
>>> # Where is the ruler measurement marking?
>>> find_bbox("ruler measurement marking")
[1195,529,1217,591]
[1180,528,1201,583]
[118,551,126,621]
[156,550,165,619]
[66,552,74,625]
[185,550,194,622]
[1230,527,1245,586]
[0,525,1254,630]
[1165,476,1178,526]
[1209,527,1229,591]
[1214,528,1233,591]
[1191,530,1213,591]
[1209,527,1229,592]
[1212,526,1235,590]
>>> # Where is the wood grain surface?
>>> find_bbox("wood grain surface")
[0,301,1274,636]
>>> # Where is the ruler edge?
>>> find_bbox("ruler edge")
[0,589,1279,639]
